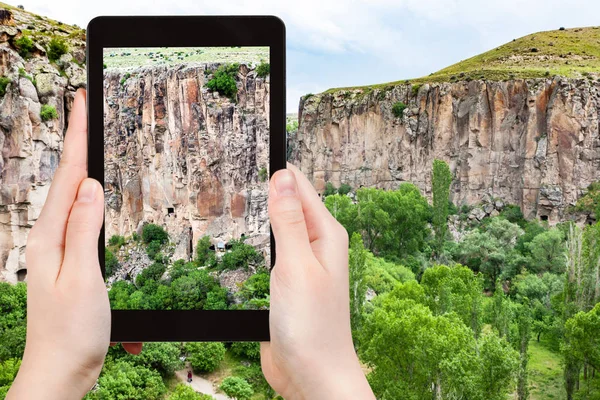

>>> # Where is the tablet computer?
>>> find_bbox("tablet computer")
[87,16,285,342]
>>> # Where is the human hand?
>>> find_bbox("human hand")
[7,89,140,400]
[260,164,375,400]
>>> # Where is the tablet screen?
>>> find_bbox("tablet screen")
[102,47,271,311]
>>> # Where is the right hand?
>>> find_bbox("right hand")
[261,164,375,400]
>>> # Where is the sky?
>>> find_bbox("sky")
[13,0,600,113]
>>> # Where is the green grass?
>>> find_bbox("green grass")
[527,339,565,400]
[103,47,269,71]
[324,26,600,93]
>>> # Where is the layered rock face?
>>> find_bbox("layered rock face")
[0,9,85,283]
[103,64,270,261]
[290,79,600,223]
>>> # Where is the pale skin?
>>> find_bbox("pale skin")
[7,89,375,400]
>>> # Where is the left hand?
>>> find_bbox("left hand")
[7,89,140,400]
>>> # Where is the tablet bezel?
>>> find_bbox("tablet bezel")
[87,16,285,342]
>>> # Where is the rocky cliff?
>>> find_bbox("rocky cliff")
[289,78,600,223]
[0,5,85,282]
[103,63,270,261]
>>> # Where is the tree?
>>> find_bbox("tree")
[196,236,212,266]
[487,282,514,340]
[229,342,261,361]
[142,224,169,244]
[89,361,166,400]
[324,194,358,237]
[206,64,239,99]
[220,377,254,400]
[514,302,532,400]
[421,264,484,338]
[221,240,263,271]
[0,358,21,395]
[184,342,226,373]
[363,253,415,295]
[477,332,520,400]
[123,342,183,376]
[349,233,368,338]
[432,159,452,260]
[168,383,214,400]
[105,248,119,277]
[239,271,270,301]
[527,228,565,274]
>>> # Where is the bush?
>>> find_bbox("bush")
[105,248,118,277]
[109,234,126,247]
[47,37,68,62]
[240,271,270,301]
[221,240,263,271]
[338,183,352,195]
[168,383,214,400]
[206,63,239,99]
[220,377,253,400]
[0,77,10,97]
[40,104,58,121]
[392,101,407,118]
[13,35,34,57]
[120,72,131,86]
[142,224,168,244]
[255,62,270,78]
[136,262,166,287]
[91,361,166,400]
[411,84,422,97]
[195,236,212,266]
[258,167,268,182]
[146,240,163,260]
[232,363,274,398]
[323,182,337,197]
[229,342,261,361]
[184,342,226,373]
[123,342,183,377]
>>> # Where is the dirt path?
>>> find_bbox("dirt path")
[175,368,231,400]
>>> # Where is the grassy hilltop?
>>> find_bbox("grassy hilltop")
[327,26,600,92]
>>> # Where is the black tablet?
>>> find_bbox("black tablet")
[87,16,285,342]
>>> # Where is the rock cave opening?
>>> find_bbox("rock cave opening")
[167,207,174,215]
[16,268,27,282]
[540,215,549,222]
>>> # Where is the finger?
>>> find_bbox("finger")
[60,178,104,279]
[268,169,313,263]
[287,163,349,271]
[122,343,143,355]
[27,89,88,278]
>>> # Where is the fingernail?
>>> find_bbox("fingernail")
[77,179,97,203]
[274,170,297,196]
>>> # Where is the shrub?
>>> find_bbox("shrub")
[47,37,68,62]
[220,377,253,400]
[338,183,352,196]
[108,234,126,247]
[142,224,168,244]
[184,342,226,373]
[206,64,239,99]
[255,62,270,78]
[229,342,261,361]
[93,361,166,400]
[0,77,10,97]
[13,35,34,57]
[168,383,214,400]
[411,84,422,97]
[392,101,407,118]
[103,63,107,69]
[136,262,166,287]
[221,240,263,271]
[195,236,212,266]
[120,72,131,86]
[323,182,337,197]
[258,167,268,182]
[40,104,58,121]
[105,248,118,277]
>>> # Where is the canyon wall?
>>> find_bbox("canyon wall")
[103,64,270,261]
[290,79,600,223]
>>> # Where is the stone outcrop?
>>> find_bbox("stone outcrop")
[103,64,270,261]
[290,79,600,223]
[0,6,85,283]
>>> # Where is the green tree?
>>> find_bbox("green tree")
[184,342,226,373]
[240,271,270,301]
[142,224,169,244]
[123,342,183,376]
[323,182,337,197]
[527,228,565,273]
[421,264,484,338]
[229,342,261,361]
[338,183,352,195]
[325,194,359,238]
[220,377,253,400]
[168,383,214,400]
[487,282,514,340]
[206,64,239,99]
[362,253,415,295]
[514,302,532,400]
[196,236,212,266]
[477,331,520,400]
[0,358,21,395]
[221,240,263,271]
[105,248,119,277]
[349,233,368,337]
[255,62,270,78]
[90,361,166,400]
[432,159,452,260]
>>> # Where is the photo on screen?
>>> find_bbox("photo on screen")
[103,47,271,311]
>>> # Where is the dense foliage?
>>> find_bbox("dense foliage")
[184,342,226,373]
[40,104,58,121]
[206,64,239,99]
[47,37,69,62]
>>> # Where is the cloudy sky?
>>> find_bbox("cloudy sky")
[14,0,600,112]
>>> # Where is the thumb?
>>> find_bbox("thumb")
[61,178,104,278]
[268,169,312,262]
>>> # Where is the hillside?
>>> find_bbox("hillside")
[326,26,600,92]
